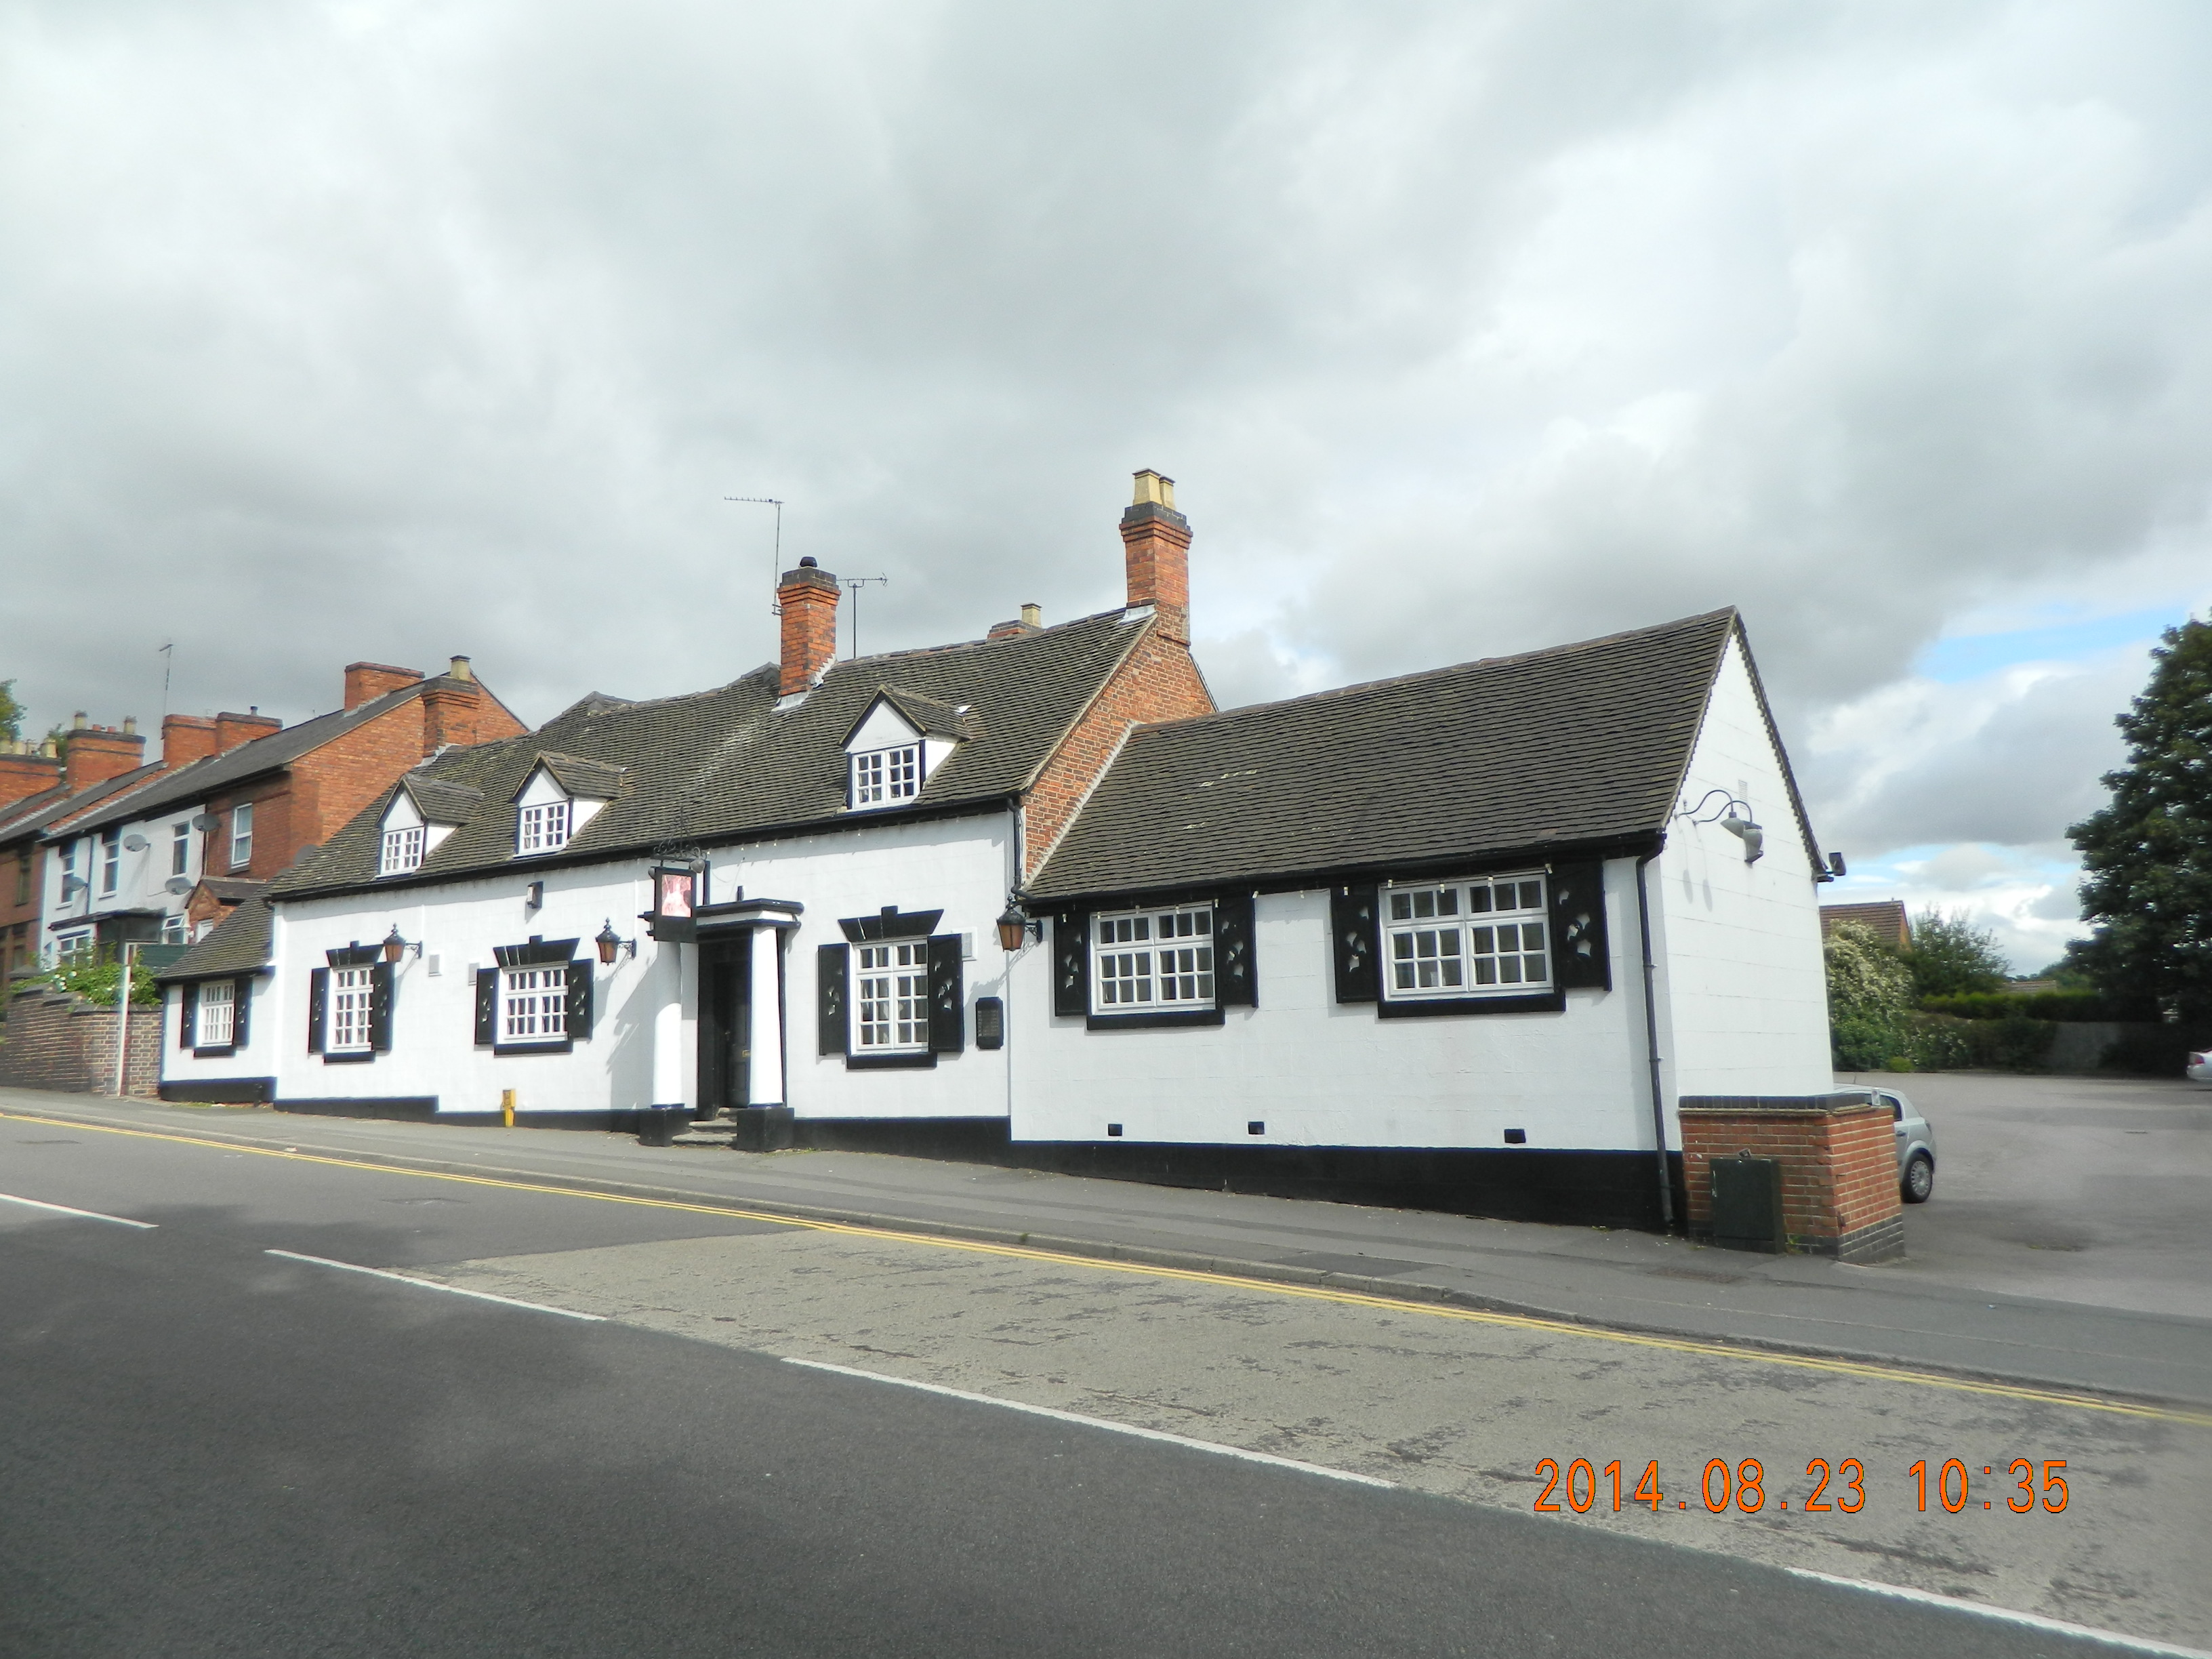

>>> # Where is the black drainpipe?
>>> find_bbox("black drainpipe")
[1635,852,1675,1233]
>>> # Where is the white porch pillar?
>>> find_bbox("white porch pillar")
[745,924,785,1107]
[650,943,691,1107]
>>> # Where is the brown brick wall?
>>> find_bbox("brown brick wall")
[779,566,842,695]
[0,985,161,1097]
[2,841,44,980]
[1679,1100,1902,1261]
[1023,621,1214,879]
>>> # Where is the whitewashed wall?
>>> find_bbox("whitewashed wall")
[1008,866,1650,1151]
[1649,634,1833,1107]
[41,800,211,958]
[163,808,1018,1118]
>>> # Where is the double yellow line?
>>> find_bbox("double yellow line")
[7,1105,2206,1427]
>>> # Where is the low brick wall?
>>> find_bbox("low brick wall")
[0,986,161,1098]
[1679,1092,1903,1264]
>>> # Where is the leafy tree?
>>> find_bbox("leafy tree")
[43,953,159,1007]
[1825,922,1915,1069]
[0,679,21,742]
[2067,618,2212,1031]
[1903,909,2010,999]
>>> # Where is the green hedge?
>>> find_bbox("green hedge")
[1919,990,2147,1023]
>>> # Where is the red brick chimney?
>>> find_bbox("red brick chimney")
[1120,470,1191,644]
[62,714,146,792]
[344,661,424,711]
[421,660,485,754]
[213,710,281,754]
[779,558,841,697]
[161,714,220,769]
[0,746,61,808]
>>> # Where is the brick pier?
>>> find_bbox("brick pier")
[1677,1091,1904,1263]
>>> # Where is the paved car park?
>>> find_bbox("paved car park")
[1836,1070,2212,1320]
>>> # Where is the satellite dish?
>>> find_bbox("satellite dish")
[60,876,86,896]
[191,813,220,832]
[165,876,194,896]
[123,834,149,852]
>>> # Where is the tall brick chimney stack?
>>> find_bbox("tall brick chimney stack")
[779,557,841,697]
[1120,470,1192,645]
[213,710,281,754]
[161,714,220,769]
[62,720,146,792]
[0,746,61,808]
[344,662,424,711]
[421,660,486,755]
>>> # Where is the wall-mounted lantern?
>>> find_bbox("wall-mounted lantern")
[1679,789,1765,864]
[381,924,422,962]
[996,899,1041,952]
[595,920,637,965]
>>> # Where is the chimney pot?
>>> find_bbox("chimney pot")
[800,556,818,568]
[1132,470,1175,510]
[1021,603,1042,628]
[123,716,138,734]
[449,655,474,682]
[72,712,87,730]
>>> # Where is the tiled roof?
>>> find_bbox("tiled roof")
[0,766,166,845]
[1820,901,1912,949]
[194,877,269,905]
[868,688,975,741]
[51,672,516,840]
[526,752,629,800]
[274,609,1153,899]
[155,898,272,982]
[1029,609,1774,901]
[400,775,485,823]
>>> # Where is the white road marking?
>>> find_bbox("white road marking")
[263,1250,605,1322]
[783,1356,1395,1488]
[0,1191,157,1229]
[1782,1566,2212,1658]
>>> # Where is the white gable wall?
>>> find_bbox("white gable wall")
[1650,634,1832,1111]
[844,701,922,754]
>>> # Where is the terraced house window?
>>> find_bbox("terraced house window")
[1090,905,1214,1012]
[229,802,253,870]
[501,967,567,1041]
[518,800,570,854]
[197,979,235,1047]
[171,822,190,876]
[1382,876,1549,1000]
[381,825,425,876]
[853,941,928,1050]
[327,964,374,1052]
[851,745,920,808]
[100,828,121,895]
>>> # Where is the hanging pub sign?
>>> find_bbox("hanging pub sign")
[647,865,702,943]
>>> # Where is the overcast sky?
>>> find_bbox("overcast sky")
[5,0,2209,968]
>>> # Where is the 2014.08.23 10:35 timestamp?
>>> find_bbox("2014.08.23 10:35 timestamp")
[1532,1458,2070,1517]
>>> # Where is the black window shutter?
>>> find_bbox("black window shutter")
[927,935,964,1053]
[1330,885,1380,1003]
[1051,910,1089,1018]
[565,962,594,1040]
[1549,862,1611,991]
[179,981,198,1049]
[817,943,848,1055]
[474,968,498,1045]
[308,967,328,1054]
[1214,893,1257,1008]
[369,962,394,1052]
[232,976,252,1048]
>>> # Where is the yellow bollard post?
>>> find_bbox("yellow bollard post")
[501,1088,516,1128]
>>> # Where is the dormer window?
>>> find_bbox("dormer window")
[519,799,571,854]
[381,825,426,875]
[853,745,920,807]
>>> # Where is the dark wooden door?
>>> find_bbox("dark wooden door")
[697,938,752,1114]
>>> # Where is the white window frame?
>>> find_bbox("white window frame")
[171,822,191,877]
[100,830,121,895]
[161,914,186,944]
[518,799,571,855]
[1090,904,1215,1014]
[229,802,253,870]
[381,824,426,876]
[55,929,93,964]
[851,745,921,808]
[1381,874,1551,1001]
[500,966,569,1042]
[853,940,929,1051]
[197,979,236,1047]
[327,964,374,1052]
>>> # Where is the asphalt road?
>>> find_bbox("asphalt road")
[3,1111,2205,1657]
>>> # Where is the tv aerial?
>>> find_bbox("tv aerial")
[726,495,785,617]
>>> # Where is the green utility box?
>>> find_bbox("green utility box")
[1710,1154,1784,1253]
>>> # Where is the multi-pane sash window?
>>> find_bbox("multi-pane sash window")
[229,802,253,870]
[198,979,236,1047]
[851,746,920,807]
[855,941,928,1050]
[518,800,571,854]
[381,825,426,875]
[501,967,567,1041]
[56,930,93,964]
[328,965,374,1051]
[171,823,190,876]
[1385,876,1549,999]
[1092,905,1214,1011]
[100,830,121,895]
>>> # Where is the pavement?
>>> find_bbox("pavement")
[5,1082,2207,1408]
[5,1097,2208,1656]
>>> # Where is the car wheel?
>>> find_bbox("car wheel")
[1902,1152,1934,1204]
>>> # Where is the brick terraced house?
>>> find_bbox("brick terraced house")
[156,474,1842,1230]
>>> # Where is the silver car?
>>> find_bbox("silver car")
[1875,1088,1938,1204]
